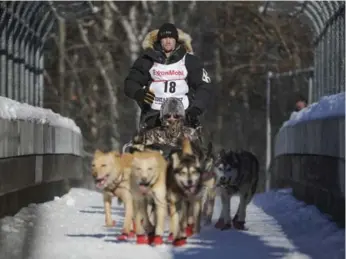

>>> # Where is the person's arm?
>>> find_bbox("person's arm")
[185,54,215,114]
[124,55,153,107]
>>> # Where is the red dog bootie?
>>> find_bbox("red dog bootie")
[167,233,173,242]
[185,224,194,237]
[117,233,129,241]
[151,235,164,245]
[136,235,149,244]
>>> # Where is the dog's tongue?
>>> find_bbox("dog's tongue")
[187,185,196,194]
[96,179,106,189]
[139,185,149,194]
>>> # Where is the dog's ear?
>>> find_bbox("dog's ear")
[182,137,193,155]
[170,152,181,169]
[195,158,201,168]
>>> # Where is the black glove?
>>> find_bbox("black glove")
[185,107,202,128]
[134,88,155,109]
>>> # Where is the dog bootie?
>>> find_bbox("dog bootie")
[173,237,187,247]
[214,218,224,229]
[232,215,246,230]
[233,221,246,230]
[185,224,194,237]
[136,235,149,244]
[117,233,129,241]
[151,235,164,245]
[167,233,173,241]
[221,223,232,230]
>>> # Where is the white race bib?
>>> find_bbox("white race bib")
[149,55,189,110]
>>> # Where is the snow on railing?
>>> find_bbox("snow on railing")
[0,96,81,134]
[281,92,345,129]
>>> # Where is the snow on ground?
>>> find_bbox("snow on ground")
[281,92,345,129]
[0,188,344,259]
[0,96,81,134]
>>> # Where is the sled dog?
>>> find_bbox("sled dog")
[200,142,217,226]
[214,149,259,230]
[91,150,135,239]
[130,149,168,245]
[166,137,211,246]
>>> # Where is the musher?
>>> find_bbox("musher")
[123,22,214,131]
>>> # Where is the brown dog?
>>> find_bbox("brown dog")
[130,149,168,246]
[91,150,136,240]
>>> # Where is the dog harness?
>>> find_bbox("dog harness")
[149,55,189,110]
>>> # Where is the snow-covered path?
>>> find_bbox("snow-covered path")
[0,188,344,259]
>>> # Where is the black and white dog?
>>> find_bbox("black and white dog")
[214,149,259,230]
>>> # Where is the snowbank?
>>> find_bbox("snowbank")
[281,92,345,128]
[0,96,81,134]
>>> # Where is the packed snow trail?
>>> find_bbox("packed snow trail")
[0,188,344,259]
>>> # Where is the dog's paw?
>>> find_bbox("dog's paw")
[233,221,246,230]
[136,234,149,245]
[221,223,232,230]
[105,219,116,227]
[151,235,164,246]
[204,218,212,226]
[117,233,129,241]
[214,218,224,229]
[185,224,194,237]
[173,237,187,247]
[167,233,173,242]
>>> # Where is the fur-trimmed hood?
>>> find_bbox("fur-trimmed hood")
[142,28,193,54]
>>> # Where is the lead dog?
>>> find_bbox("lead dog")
[91,150,136,240]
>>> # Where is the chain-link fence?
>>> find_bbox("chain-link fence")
[0,1,95,107]
[313,2,345,101]
[264,1,345,102]
[0,2,53,106]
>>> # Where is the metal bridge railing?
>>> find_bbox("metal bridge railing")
[0,1,95,108]
[262,1,345,103]
[0,2,54,107]
[313,2,345,101]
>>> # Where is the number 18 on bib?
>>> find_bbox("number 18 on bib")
[148,55,190,110]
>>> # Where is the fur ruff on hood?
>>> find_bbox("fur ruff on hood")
[142,28,193,54]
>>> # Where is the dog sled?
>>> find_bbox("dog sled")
[122,107,205,157]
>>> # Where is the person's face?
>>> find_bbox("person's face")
[295,100,307,111]
[160,37,176,53]
[163,113,182,123]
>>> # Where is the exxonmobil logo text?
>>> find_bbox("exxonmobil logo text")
[153,69,184,77]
